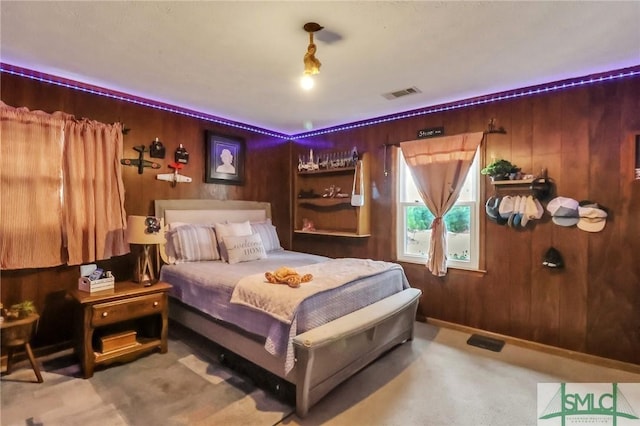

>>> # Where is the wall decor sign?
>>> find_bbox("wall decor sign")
[205,131,245,185]
[417,126,444,139]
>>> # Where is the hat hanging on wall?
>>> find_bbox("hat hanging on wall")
[577,200,608,233]
[485,195,507,225]
[546,196,580,227]
[542,247,564,268]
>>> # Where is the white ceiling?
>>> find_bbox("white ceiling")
[1,1,639,136]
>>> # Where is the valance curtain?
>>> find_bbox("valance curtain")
[400,132,484,276]
[0,102,128,269]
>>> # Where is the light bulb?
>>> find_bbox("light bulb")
[301,74,314,90]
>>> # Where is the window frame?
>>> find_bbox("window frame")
[395,148,481,271]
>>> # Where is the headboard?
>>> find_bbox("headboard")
[154,199,272,263]
[154,199,271,222]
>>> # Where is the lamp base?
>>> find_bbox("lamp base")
[133,245,158,286]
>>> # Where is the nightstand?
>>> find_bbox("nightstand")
[70,281,171,378]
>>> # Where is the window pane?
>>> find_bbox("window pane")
[456,157,477,202]
[403,205,471,261]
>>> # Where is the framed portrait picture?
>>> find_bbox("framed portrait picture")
[205,131,245,185]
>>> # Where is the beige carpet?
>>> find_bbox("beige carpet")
[0,327,293,426]
[2,322,638,426]
[281,322,640,426]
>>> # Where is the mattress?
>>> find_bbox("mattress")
[159,250,411,373]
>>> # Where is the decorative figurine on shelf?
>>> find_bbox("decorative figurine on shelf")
[302,218,316,232]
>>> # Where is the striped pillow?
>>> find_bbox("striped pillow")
[250,218,283,252]
[169,224,220,262]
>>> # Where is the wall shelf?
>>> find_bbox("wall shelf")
[294,153,370,237]
[297,198,352,207]
[294,230,371,238]
[298,165,356,175]
[491,178,534,186]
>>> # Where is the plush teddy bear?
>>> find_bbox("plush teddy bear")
[265,266,313,288]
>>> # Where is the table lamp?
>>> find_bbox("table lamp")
[126,215,165,286]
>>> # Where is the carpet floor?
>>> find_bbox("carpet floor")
[0,325,293,426]
[1,321,638,426]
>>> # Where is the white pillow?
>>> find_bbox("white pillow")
[168,224,219,262]
[250,218,283,252]
[214,220,253,262]
[223,233,267,264]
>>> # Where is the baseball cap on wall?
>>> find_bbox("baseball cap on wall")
[542,247,564,268]
[498,195,515,219]
[577,204,608,232]
[486,196,508,225]
[546,196,579,227]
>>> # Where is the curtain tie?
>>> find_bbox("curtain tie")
[431,217,442,229]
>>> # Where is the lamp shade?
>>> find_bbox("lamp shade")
[126,216,165,245]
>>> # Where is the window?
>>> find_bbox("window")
[396,149,480,270]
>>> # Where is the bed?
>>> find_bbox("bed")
[154,199,421,417]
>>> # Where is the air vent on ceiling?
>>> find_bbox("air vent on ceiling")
[382,86,422,100]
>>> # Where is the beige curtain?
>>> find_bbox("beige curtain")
[400,132,483,276]
[1,103,66,268]
[63,118,128,265]
[0,102,128,269]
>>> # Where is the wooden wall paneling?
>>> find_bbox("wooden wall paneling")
[556,87,591,353]
[616,80,640,365]
[530,93,563,347]
[363,125,392,262]
[586,81,637,364]
[502,99,538,339]
[466,104,506,332]
[618,79,640,365]
[247,138,293,249]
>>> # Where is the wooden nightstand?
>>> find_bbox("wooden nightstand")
[70,281,171,378]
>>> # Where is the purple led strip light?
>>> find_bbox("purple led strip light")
[2,63,638,139]
[0,63,288,140]
[294,65,640,139]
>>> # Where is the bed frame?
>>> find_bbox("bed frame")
[155,199,422,417]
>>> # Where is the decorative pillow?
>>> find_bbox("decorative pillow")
[250,218,283,252]
[214,220,253,262]
[223,233,267,264]
[167,224,219,262]
[168,221,190,231]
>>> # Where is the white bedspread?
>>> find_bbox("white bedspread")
[230,258,400,324]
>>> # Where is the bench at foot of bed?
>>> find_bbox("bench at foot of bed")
[292,287,422,417]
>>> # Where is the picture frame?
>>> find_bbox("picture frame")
[205,131,245,185]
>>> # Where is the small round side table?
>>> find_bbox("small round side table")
[1,313,43,383]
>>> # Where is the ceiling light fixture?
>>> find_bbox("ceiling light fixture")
[301,22,323,90]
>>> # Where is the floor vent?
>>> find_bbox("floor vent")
[466,334,505,352]
[382,86,422,100]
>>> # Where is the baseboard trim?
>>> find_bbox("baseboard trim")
[424,317,640,375]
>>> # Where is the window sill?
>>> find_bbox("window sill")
[396,258,486,276]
